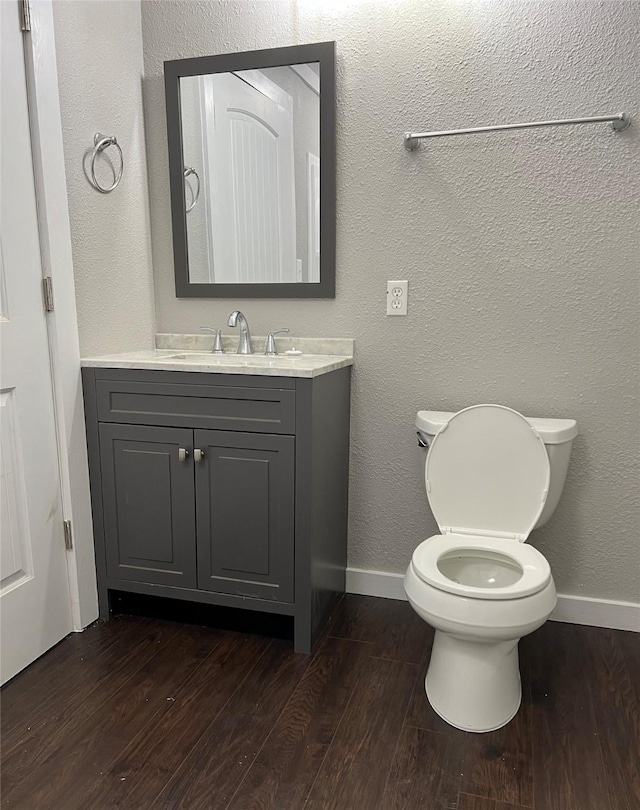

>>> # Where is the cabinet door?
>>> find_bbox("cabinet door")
[99,424,196,587]
[195,430,294,602]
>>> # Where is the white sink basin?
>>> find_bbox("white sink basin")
[167,353,305,363]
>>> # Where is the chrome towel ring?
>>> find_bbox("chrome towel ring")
[88,133,123,193]
[184,166,200,212]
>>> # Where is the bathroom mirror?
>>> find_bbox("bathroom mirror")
[164,42,335,298]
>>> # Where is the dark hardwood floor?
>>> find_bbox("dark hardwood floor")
[1,594,638,809]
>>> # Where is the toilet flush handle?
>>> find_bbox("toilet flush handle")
[416,432,429,449]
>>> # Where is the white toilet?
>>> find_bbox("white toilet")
[405,404,577,733]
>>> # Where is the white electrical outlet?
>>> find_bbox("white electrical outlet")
[387,280,408,316]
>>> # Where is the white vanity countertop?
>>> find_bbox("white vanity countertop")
[81,336,354,379]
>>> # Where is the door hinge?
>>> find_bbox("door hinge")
[63,520,73,550]
[42,277,54,312]
[21,0,31,32]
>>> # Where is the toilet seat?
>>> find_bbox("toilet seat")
[412,533,551,600]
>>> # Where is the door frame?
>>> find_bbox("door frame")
[20,0,98,629]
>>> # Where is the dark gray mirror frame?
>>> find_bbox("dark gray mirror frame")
[164,41,336,299]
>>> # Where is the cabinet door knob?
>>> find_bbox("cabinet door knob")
[178,447,189,462]
[194,448,205,462]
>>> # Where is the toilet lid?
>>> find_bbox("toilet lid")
[425,404,550,540]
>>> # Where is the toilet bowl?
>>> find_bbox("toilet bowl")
[405,404,577,733]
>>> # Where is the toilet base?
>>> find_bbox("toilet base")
[425,630,522,733]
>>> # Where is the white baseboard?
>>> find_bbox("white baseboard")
[346,568,407,601]
[548,594,640,632]
[345,568,640,633]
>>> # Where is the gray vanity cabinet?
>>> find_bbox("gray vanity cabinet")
[99,423,197,588]
[82,366,351,653]
[195,429,295,602]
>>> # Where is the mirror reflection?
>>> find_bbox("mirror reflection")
[180,63,320,285]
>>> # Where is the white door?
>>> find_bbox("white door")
[0,0,73,684]
[203,72,297,283]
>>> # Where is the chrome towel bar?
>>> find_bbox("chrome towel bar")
[404,112,631,149]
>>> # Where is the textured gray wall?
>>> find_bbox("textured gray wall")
[53,1,155,356]
[139,0,639,602]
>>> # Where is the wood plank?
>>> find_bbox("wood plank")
[227,637,372,809]
[1,617,179,795]
[77,633,273,809]
[457,794,529,810]
[580,626,640,809]
[616,628,640,697]
[0,616,140,740]
[152,639,310,809]
[303,657,416,810]
[329,594,433,665]
[382,726,463,810]
[529,621,612,810]
[3,623,222,809]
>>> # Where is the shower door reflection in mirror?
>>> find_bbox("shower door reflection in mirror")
[182,65,318,284]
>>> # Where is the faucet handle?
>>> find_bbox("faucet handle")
[265,328,290,356]
[200,326,224,354]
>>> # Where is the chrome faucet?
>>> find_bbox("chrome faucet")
[227,310,253,354]
[265,328,289,356]
[200,326,224,353]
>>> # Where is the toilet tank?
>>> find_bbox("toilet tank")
[415,410,578,530]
